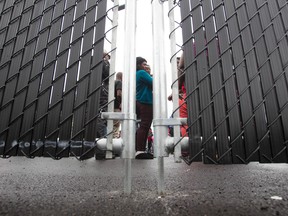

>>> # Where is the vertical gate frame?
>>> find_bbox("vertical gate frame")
[120,0,137,194]
[168,0,182,163]
[152,0,169,194]
[102,0,188,194]
[105,0,119,159]
[102,0,137,194]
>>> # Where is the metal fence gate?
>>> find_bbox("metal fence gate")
[180,0,288,164]
[1,0,288,165]
[0,0,107,158]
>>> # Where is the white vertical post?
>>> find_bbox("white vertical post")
[168,0,181,163]
[121,0,137,194]
[152,0,168,194]
[106,0,119,159]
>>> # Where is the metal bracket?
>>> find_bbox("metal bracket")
[101,112,136,121]
[153,118,187,126]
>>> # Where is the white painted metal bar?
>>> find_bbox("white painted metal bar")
[106,0,119,159]
[152,0,168,194]
[168,0,181,163]
[97,138,123,155]
[153,117,187,127]
[121,0,137,194]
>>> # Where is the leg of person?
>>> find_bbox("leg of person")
[179,96,189,156]
[135,101,153,159]
[147,140,152,153]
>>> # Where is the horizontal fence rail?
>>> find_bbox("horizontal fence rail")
[0,138,123,160]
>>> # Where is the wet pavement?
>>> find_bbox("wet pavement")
[0,156,288,216]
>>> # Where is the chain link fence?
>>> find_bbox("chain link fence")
[1,0,288,164]
[180,0,288,164]
[0,0,108,159]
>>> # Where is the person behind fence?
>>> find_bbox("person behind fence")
[95,51,110,160]
[168,52,188,137]
[96,51,110,137]
[178,53,188,137]
[113,72,122,138]
[135,57,153,159]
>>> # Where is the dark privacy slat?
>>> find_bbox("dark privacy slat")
[245,52,269,161]
[37,20,59,140]
[250,1,287,162]
[0,5,12,32]
[0,1,5,14]
[237,3,262,162]
[84,0,106,140]
[31,0,44,21]
[0,0,105,155]
[6,18,20,42]
[216,2,246,163]
[187,1,216,163]
[8,51,22,80]
[181,0,202,161]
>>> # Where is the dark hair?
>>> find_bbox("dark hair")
[136,57,147,71]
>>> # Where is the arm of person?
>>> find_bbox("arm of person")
[178,52,185,89]
[116,89,122,97]
[140,70,153,87]
[116,89,122,106]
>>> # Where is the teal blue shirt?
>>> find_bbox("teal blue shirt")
[136,70,153,104]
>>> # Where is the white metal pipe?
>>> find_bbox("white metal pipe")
[153,117,187,126]
[124,159,132,194]
[165,136,189,152]
[106,0,119,159]
[168,0,181,163]
[96,136,188,157]
[121,0,137,194]
[152,0,168,194]
[158,157,165,195]
[97,138,123,155]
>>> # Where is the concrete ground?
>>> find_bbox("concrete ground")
[0,156,287,216]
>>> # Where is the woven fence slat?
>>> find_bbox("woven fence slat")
[203,0,231,164]
[192,2,216,164]
[84,0,107,141]
[180,0,202,162]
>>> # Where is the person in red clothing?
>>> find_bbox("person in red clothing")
[178,53,188,137]
[168,53,188,137]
